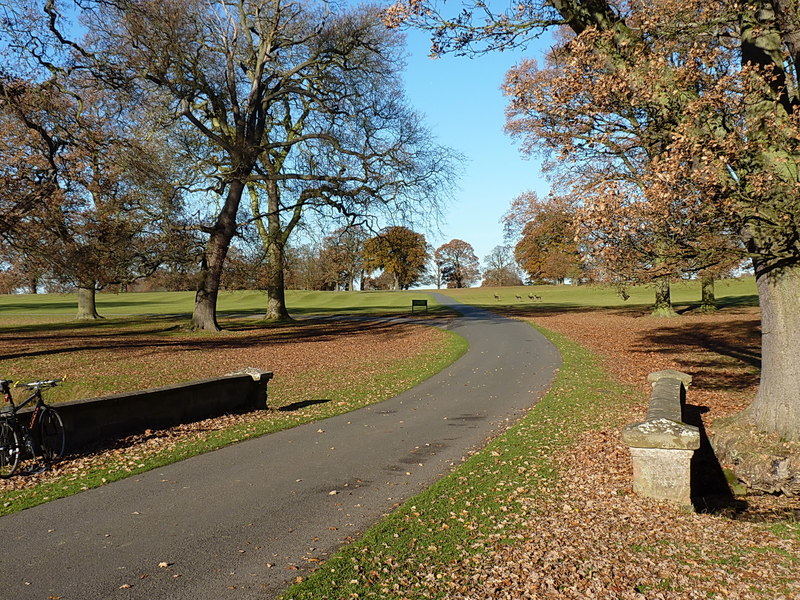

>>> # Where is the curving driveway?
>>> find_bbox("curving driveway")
[0,294,560,600]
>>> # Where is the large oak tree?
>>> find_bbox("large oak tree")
[391,0,800,439]
[68,0,411,329]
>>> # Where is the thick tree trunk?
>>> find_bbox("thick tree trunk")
[259,180,292,322]
[264,239,291,321]
[192,252,223,331]
[651,278,677,317]
[191,179,247,331]
[75,285,102,320]
[740,265,800,440]
[700,275,717,312]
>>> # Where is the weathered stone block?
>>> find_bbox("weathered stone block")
[648,369,693,388]
[622,417,700,450]
[629,446,695,506]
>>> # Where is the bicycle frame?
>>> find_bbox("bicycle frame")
[2,384,44,427]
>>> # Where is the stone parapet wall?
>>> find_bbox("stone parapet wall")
[32,369,273,454]
[622,370,699,507]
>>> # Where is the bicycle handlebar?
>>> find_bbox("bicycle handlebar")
[14,378,63,390]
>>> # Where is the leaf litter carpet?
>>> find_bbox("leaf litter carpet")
[434,306,800,600]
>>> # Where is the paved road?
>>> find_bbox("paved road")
[0,294,561,600]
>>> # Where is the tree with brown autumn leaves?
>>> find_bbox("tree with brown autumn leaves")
[435,238,481,288]
[362,226,429,290]
[503,192,584,284]
[0,70,185,318]
[389,0,800,439]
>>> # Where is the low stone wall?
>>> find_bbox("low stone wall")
[38,369,273,454]
[622,370,700,507]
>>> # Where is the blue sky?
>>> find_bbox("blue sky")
[400,27,554,265]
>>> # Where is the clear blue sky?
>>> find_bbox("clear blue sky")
[400,27,554,265]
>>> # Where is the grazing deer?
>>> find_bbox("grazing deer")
[494,294,500,301]
[515,294,522,302]
[534,294,542,302]
[527,293,534,301]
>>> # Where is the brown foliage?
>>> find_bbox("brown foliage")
[435,239,481,288]
[362,226,429,290]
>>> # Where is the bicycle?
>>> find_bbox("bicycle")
[0,378,66,478]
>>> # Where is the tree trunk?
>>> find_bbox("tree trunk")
[259,180,292,322]
[740,264,800,440]
[651,278,677,317]
[76,285,102,320]
[191,179,247,331]
[700,275,717,312]
[264,239,291,321]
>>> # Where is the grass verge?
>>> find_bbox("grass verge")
[280,325,640,599]
[0,329,468,517]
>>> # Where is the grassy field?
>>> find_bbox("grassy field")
[439,277,758,310]
[0,277,758,319]
[0,288,450,317]
[2,277,794,597]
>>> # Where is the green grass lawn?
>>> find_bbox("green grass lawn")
[0,289,450,318]
[0,277,757,320]
[438,276,758,310]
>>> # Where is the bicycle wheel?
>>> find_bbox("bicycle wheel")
[38,407,65,461]
[0,419,20,477]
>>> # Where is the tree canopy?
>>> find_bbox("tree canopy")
[362,226,429,290]
[435,239,481,288]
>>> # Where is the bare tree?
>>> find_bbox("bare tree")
[243,4,457,320]
[482,245,522,287]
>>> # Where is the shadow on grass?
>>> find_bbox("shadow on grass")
[277,399,331,412]
[634,319,761,392]
[0,314,189,335]
[0,317,415,362]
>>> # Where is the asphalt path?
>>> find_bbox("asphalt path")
[0,294,561,600]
